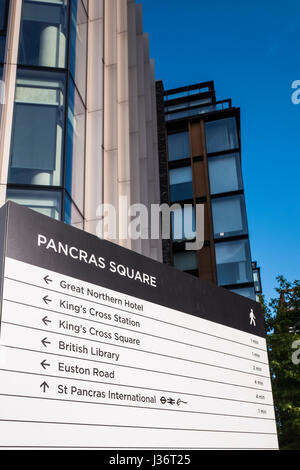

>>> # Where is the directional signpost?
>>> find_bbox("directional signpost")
[0,202,278,449]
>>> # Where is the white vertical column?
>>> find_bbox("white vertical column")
[117,0,131,249]
[0,0,22,206]
[39,25,66,68]
[135,3,150,258]
[85,0,105,236]
[103,0,119,243]
[128,0,142,255]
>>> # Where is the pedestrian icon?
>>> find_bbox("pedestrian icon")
[249,309,256,327]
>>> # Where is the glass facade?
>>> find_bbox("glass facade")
[18,0,68,68]
[211,195,248,238]
[164,82,256,299]
[169,166,193,202]
[231,286,255,301]
[168,131,190,161]
[0,0,7,32]
[6,0,87,227]
[6,187,61,220]
[8,69,65,187]
[0,0,8,62]
[253,268,262,294]
[215,239,253,286]
[205,117,239,154]
[173,251,198,272]
[208,152,242,195]
[0,65,3,122]
[65,193,84,229]
[172,205,196,241]
[66,78,86,214]
[70,0,88,103]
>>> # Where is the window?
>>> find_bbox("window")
[18,0,68,68]
[168,132,190,161]
[166,105,216,121]
[231,286,256,301]
[0,65,3,121]
[165,98,212,113]
[173,251,198,272]
[211,195,248,238]
[253,269,262,293]
[208,153,242,195]
[0,0,8,32]
[205,117,238,154]
[70,0,88,103]
[215,239,253,286]
[66,79,86,214]
[169,166,193,202]
[8,69,66,187]
[0,0,8,63]
[172,205,196,241]
[0,35,5,62]
[6,188,62,220]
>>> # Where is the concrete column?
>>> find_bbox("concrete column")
[103,0,119,243]
[85,0,105,237]
[117,0,131,249]
[128,0,142,255]
[0,0,22,205]
[39,25,66,68]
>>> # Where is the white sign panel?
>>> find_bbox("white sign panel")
[0,203,278,449]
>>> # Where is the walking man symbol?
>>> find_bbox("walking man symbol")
[249,309,256,327]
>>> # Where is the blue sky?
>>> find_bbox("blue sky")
[140,0,300,303]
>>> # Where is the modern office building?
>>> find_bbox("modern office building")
[0,0,161,261]
[0,1,263,300]
[156,80,262,300]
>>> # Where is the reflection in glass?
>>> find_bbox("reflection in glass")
[70,0,88,102]
[0,65,3,122]
[0,35,5,62]
[215,239,253,286]
[212,195,247,238]
[18,0,68,68]
[205,117,238,154]
[169,166,193,202]
[168,132,190,161]
[230,286,255,300]
[173,251,198,272]
[66,79,86,214]
[8,69,65,187]
[172,205,196,241]
[0,0,7,31]
[65,194,84,229]
[208,153,242,195]
[253,269,262,293]
[6,188,62,220]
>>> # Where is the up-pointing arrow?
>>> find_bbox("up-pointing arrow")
[40,382,49,393]
[43,295,52,305]
[43,275,53,285]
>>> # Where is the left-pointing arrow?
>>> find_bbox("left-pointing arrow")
[41,360,50,370]
[43,295,52,305]
[42,316,52,326]
[40,382,49,393]
[41,338,51,348]
[43,275,53,285]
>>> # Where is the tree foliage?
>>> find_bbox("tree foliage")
[263,276,300,450]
